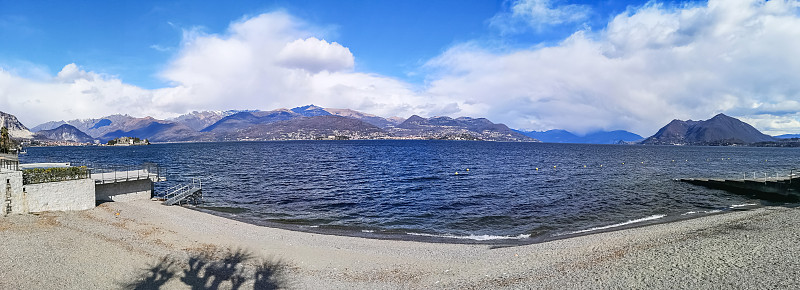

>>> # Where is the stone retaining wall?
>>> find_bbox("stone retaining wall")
[20,179,95,213]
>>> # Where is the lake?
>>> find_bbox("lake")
[20,141,800,243]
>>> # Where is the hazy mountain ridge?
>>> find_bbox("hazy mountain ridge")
[516,129,643,144]
[775,134,800,139]
[642,114,776,145]
[14,108,800,145]
[30,114,158,138]
[33,124,94,143]
[323,108,401,128]
[210,115,388,141]
[99,122,201,143]
[391,115,534,141]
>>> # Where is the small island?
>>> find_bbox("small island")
[106,136,149,146]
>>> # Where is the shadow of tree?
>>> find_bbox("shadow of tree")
[123,248,289,289]
[253,259,288,290]
[121,257,179,290]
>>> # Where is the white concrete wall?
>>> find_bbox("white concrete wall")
[95,179,152,202]
[21,179,95,213]
[1,170,23,215]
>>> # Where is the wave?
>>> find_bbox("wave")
[406,232,531,241]
[730,203,758,208]
[569,214,666,235]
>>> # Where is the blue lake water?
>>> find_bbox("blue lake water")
[20,141,800,243]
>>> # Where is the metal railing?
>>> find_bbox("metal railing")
[87,162,165,184]
[727,168,800,184]
[160,178,202,205]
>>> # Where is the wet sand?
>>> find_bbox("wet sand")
[2,200,799,289]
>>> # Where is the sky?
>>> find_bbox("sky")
[1,0,800,136]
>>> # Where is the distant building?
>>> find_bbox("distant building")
[107,137,149,146]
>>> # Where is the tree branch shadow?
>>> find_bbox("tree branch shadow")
[121,256,179,290]
[122,248,290,289]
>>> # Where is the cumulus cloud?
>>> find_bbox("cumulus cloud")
[0,64,161,126]
[55,63,97,83]
[428,0,800,135]
[158,11,439,119]
[490,0,591,32]
[0,11,439,127]
[277,37,354,73]
[4,1,800,136]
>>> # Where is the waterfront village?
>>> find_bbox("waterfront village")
[23,136,150,147]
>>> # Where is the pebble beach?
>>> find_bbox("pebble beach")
[2,200,799,289]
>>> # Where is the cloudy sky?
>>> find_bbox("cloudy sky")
[1,0,799,136]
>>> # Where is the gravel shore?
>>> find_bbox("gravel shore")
[2,200,799,289]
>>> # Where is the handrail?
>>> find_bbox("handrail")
[81,163,165,184]
[160,177,202,205]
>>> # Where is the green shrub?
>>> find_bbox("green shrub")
[22,166,90,185]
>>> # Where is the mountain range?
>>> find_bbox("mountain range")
[4,107,794,146]
[19,105,535,143]
[775,134,800,139]
[515,129,643,144]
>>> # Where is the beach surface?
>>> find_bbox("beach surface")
[2,200,799,289]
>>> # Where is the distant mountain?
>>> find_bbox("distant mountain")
[200,105,403,133]
[31,105,540,142]
[642,114,776,145]
[32,114,157,138]
[168,110,257,131]
[517,129,643,144]
[33,124,94,143]
[0,111,33,139]
[324,108,401,128]
[211,115,387,141]
[391,115,535,142]
[201,109,301,132]
[99,121,200,143]
[31,120,67,132]
[775,134,800,139]
[291,105,332,117]
[517,130,579,143]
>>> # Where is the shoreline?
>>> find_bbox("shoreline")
[3,200,800,288]
[189,201,764,246]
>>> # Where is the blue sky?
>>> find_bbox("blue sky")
[1,0,650,88]
[1,0,800,136]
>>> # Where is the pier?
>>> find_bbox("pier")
[91,163,167,202]
[678,170,800,202]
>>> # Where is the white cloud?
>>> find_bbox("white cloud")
[277,37,354,73]
[0,64,159,126]
[4,2,800,137]
[427,0,800,135]
[0,11,439,127]
[740,114,800,136]
[490,0,592,33]
[55,63,97,83]
[157,11,438,118]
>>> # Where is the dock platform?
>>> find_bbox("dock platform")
[678,173,800,202]
[91,169,165,184]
